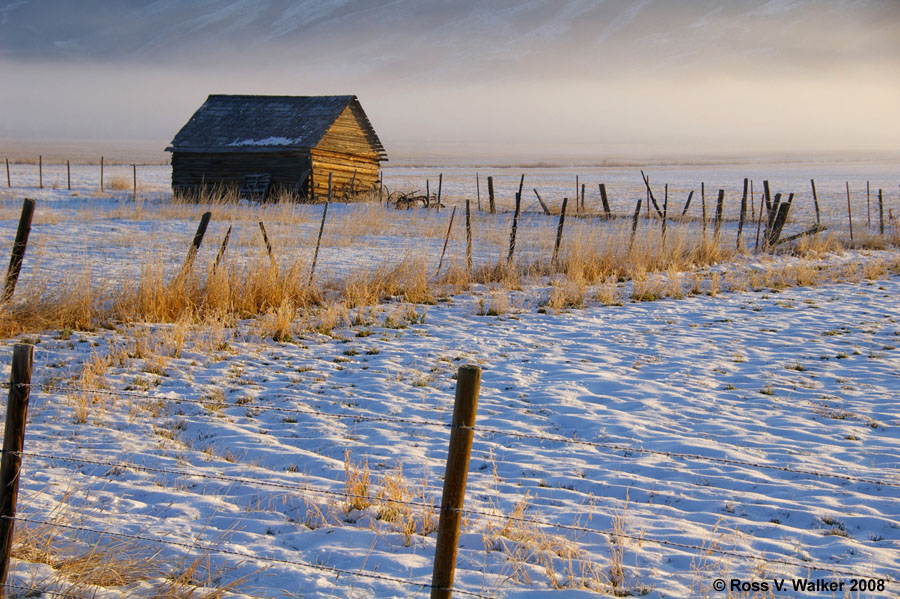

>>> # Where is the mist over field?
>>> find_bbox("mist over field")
[1,0,899,161]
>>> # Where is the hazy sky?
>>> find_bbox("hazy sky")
[2,0,899,159]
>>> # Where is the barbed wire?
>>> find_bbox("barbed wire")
[19,383,900,488]
[31,384,453,431]
[3,582,292,599]
[5,515,494,599]
[468,425,900,488]
[18,451,896,586]
[448,503,897,582]
[20,450,441,513]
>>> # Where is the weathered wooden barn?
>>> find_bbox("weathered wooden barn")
[166,95,387,200]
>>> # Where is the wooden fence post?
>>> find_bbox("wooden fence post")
[575,175,579,214]
[258,221,276,267]
[754,183,768,252]
[639,170,663,218]
[518,174,525,211]
[580,183,585,214]
[736,178,748,249]
[681,190,694,217]
[629,198,643,251]
[4,159,8,188]
[533,189,551,216]
[506,192,521,265]
[178,211,211,280]
[436,173,443,210]
[599,183,611,218]
[764,190,781,248]
[879,189,884,235]
[713,189,724,241]
[212,225,232,273]
[700,182,707,238]
[308,173,331,285]
[465,200,473,274]
[553,197,569,266]
[475,172,481,212]
[867,181,871,228]
[749,180,755,221]
[38,156,42,190]
[430,365,481,599]
[0,343,35,596]
[810,179,821,227]
[2,199,36,305]
[845,182,854,243]
[133,164,137,198]
[660,184,668,247]
[100,156,104,190]
[66,160,71,191]
[487,176,495,214]
[435,206,457,278]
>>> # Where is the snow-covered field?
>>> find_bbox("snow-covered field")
[0,161,897,598]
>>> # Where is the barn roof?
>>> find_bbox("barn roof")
[166,94,386,159]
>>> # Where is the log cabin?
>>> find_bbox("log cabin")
[166,95,387,201]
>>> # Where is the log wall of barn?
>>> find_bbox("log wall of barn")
[310,148,380,199]
[171,151,311,191]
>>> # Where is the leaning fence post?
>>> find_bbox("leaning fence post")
[629,197,642,251]
[660,184,668,248]
[599,183,611,219]
[212,225,232,273]
[258,221,276,267]
[0,343,35,596]
[553,197,569,267]
[2,199,36,305]
[308,173,331,286]
[430,365,481,599]
[4,159,8,188]
[506,192,521,265]
[435,206,457,278]
[177,211,211,281]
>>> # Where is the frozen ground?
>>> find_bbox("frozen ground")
[0,161,897,598]
[1,276,898,598]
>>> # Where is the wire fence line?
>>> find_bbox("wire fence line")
[24,383,900,489]
[23,383,456,431]
[469,425,900,488]
[14,440,898,584]
[19,451,442,513]
[20,447,890,545]
[4,516,493,599]
[13,451,894,585]
[5,377,898,596]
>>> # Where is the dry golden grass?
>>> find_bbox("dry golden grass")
[0,195,897,340]
[12,514,163,590]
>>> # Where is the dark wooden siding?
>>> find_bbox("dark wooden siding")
[171,151,311,193]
